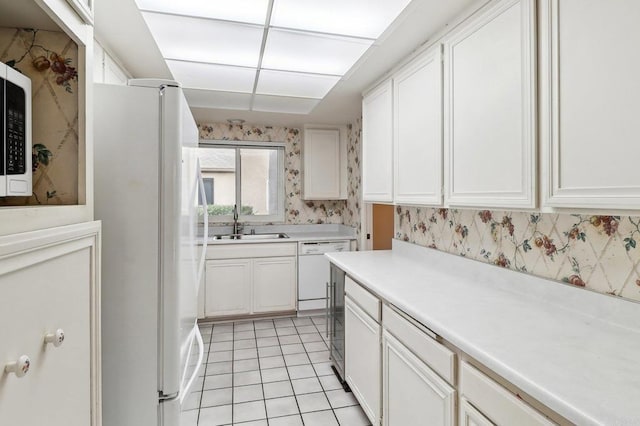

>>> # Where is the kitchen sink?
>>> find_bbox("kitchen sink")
[212,233,289,240]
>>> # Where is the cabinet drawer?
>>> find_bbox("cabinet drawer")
[382,304,455,385]
[460,362,555,426]
[207,242,297,259]
[345,276,380,321]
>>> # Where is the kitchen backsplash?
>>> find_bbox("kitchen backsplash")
[395,207,640,303]
[199,122,345,225]
[0,28,79,206]
[344,118,362,249]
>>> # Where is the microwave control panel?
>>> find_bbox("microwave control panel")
[6,81,26,175]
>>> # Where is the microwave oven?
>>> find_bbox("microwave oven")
[1,61,31,197]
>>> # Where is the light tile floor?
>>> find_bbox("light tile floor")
[182,316,371,426]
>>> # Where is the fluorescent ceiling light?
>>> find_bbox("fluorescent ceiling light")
[135,0,270,24]
[256,69,340,99]
[253,94,320,114]
[142,12,263,67]
[183,89,252,110]
[262,29,373,75]
[270,0,412,39]
[167,60,256,93]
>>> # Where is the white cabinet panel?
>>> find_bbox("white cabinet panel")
[205,259,252,316]
[460,362,555,426]
[541,0,640,209]
[345,296,381,425]
[0,222,100,426]
[253,256,297,313]
[363,79,394,203]
[460,398,494,426]
[444,0,536,208]
[303,128,346,200]
[394,45,443,206]
[383,331,456,426]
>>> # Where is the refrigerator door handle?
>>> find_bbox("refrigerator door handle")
[179,326,204,404]
[197,160,208,285]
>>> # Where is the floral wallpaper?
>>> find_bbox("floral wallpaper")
[344,118,362,249]
[0,28,79,206]
[395,207,640,303]
[198,122,345,224]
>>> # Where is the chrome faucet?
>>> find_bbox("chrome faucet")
[232,204,242,235]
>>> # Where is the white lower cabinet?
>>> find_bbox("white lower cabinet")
[205,259,252,317]
[253,257,297,313]
[383,330,456,426]
[345,296,381,425]
[203,243,297,318]
[0,222,101,426]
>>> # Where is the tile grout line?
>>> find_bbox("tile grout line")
[275,318,306,426]
[295,318,341,426]
[253,319,269,426]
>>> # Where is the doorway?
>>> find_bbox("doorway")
[372,203,394,250]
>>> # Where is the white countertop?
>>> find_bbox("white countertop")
[326,240,640,426]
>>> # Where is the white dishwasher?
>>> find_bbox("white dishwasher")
[298,240,351,312]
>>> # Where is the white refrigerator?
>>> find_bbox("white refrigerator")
[94,79,208,426]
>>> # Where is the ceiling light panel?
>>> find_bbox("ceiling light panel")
[183,89,252,110]
[142,12,263,67]
[256,69,340,99]
[262,29,373,75]
[270,0,412,39]
[253,94,320,114]
[167,60,256,93]
[135,0,270,24]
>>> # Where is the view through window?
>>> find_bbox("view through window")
[196,143,285,222]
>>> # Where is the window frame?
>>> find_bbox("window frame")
[198,140,286,224]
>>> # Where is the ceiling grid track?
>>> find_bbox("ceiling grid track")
[250,0,275,112]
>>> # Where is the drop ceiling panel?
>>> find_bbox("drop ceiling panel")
[271,0,412,39]
[252,94,320,114]
[135,0,270,24]
[262,28,374,75]
[183,89,252,110]
[142,12,264,67]
[256,69,340,99]
[167,60,256,92]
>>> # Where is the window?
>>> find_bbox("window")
[198,177,215,205]
[197,142,285,223]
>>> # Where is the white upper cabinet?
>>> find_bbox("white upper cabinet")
[394,45,443,206]
[444,0,536,209]
[363,79,394,203]
[540,0,640,209]
[302,126,347,200]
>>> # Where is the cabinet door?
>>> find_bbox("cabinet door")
[205,259,252,316]
[444,0,536,208]
[252,257,296,313]
[460,398,494,426]
[363,79,394,203]
[303,128,343,200]
[394,46,443,206]
[0,248,92,426]
[541,0,640,209]
[345,297,381,425]
[383,331,456,426]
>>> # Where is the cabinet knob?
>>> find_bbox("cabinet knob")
[5,355,31,378]
[44,328,65,348]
